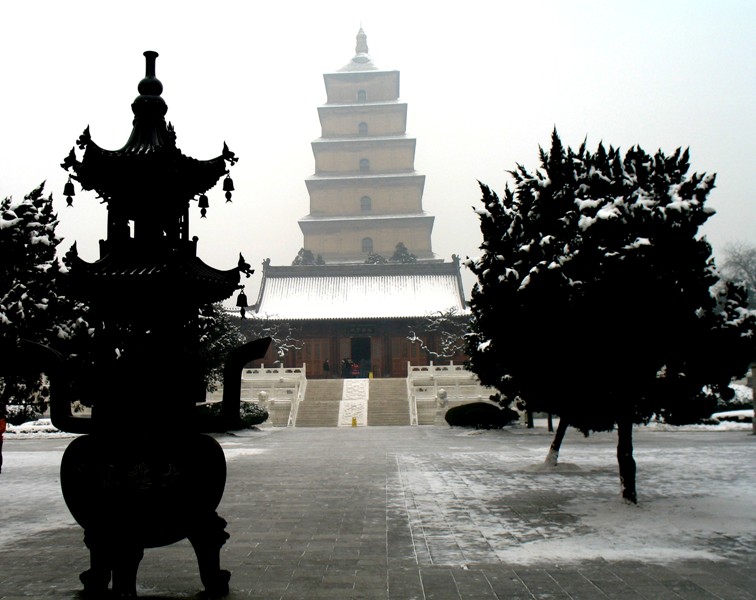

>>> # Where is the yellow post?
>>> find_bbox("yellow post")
[351,416,357,427]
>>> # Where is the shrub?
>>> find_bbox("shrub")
[445,402,519,429]
[195,401,269,429]
[6,404,43,426]
[240,402,269,427]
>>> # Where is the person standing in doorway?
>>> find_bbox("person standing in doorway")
[323,359,330,379]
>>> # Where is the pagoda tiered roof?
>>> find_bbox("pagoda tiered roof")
[63,127,234,208]
[64,246,248,308]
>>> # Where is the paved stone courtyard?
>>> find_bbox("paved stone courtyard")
[1,426,754,599]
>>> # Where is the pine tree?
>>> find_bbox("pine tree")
[197,303,247,392]
[465,131,756,503]
[389,242,417,263]
[721,242,756,308]
[291,248,324,266]
[0,185,91,415]
[365,252,387,264]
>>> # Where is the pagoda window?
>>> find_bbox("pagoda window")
[359,158,370,171]
[358,122,368,135]
[360,196,372,211]
[362,237,373,253]
[357,89,367,102]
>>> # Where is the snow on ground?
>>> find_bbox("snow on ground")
[4,418,77,439]
[0,443,77,549]
[432,432,756,564]
[1,419,754,566]
[394,425,755,566]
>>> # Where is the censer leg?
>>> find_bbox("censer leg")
[188,512,231,597]
[80,529,112,596]
[111,545,144,599]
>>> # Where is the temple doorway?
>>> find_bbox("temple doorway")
[351,337,372,377]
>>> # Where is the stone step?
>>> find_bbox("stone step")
[303,379,344,403]
[367,379,409,426]
[294,400,340,427]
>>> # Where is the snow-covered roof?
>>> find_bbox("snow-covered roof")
[254,262,467,320]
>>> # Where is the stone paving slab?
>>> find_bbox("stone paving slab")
[0,426,754,599]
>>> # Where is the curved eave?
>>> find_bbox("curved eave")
[66,252,242,305]
[73,141,228,200]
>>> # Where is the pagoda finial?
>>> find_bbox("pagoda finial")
[138,50,163,97]
[355,28,368,55]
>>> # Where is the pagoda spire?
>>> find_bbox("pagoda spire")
[355,27,368,55]
[339,27,376,71]
[121,50,172,155]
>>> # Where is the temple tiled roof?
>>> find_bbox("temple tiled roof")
[254,262,467,321]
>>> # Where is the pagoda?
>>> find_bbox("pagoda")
[299,28,435,263]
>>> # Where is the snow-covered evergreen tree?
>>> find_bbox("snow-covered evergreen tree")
[198,303,247,392]
[291,248,325,266]
[0,185,90,412]
[389,242,417,263]
[721,242,756,308]
[465,131,755,503]
[365,252,388,264]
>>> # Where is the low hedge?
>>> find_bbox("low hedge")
[445,402,519,429]
[196,401,269,429]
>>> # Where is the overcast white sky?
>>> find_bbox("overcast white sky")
[1,1,753,299]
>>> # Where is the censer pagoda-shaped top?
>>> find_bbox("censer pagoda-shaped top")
[61,51,250,310]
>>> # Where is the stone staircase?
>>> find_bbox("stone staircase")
[294,379,342,427]
[294,379,411,427]
[367,379,410,426]
[266,402,293,427]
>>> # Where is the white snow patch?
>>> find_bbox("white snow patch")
[394,429,756,566]
[222,446,268,460]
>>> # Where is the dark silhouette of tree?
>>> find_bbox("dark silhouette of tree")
[465,130,755,503]
[198,303,246,392]
[292,248,325,266]
[365,252,387,264]
[390,242,417,263]
[0,185,91,415]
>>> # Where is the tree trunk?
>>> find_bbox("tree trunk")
[544,417,569,467]
[526,409,534,429]
[617,417,637,504]
[547,413,554,433]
